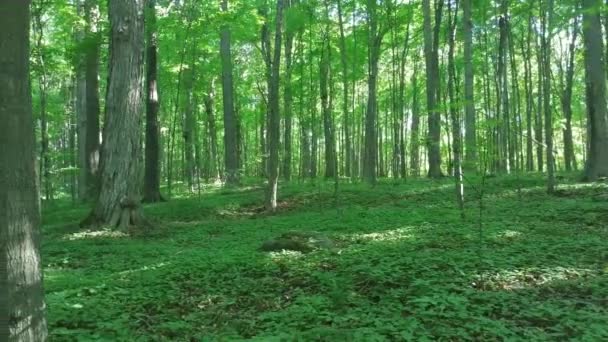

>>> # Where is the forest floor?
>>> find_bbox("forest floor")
[43,174,608,341]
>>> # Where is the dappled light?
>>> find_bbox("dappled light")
[63,229,128,241]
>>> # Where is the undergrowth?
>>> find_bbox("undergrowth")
[42,174,608,341]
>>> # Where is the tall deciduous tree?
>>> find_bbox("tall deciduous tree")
[582,0,608,180]
[0,1,48,339]
[221,0,240,186]
[463,0,476,171]
[144,0,164,202]
[423,0,443,178]
[82,0,148,229]
[84,0,101,200]
[266,0,285,210]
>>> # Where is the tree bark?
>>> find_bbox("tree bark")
[562,18,578,172]
[220,0,240,186]
[282,0,296,181]
[542,0,555,192]
[0,1,48,339]
[144,0,164,202]
[266,0,285,211]
[583,0,608,180]
[82,0,148,230]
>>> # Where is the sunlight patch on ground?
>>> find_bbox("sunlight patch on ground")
[63,229,128,241]
[349,227,414,243]
[118,262,171,276]
[269,250,306,260]
[477,266,596,291]
[494,230,523,240]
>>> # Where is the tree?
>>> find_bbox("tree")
[462,0,476,171]
[423,0,443,178]
[144,0,164,202]
[0,1,48,339]
[82,0,148,229]
[220,0,240,186]
[582,0,608,180]
[266,0,285,211]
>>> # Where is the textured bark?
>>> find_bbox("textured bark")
[82,0,148,230]
[523,11,534,171]
[84,0,101,200]
[183,65,196,191]
[143,0,164,203]
[266,0,285,211]
[220,0,240,185]
[0,1,48,340]
[462,0,476,172]
[76,1,88,201]
[583,0,608,180]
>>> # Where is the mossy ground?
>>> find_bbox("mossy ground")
[43,174,608,341]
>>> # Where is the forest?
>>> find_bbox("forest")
[1,0,607,340]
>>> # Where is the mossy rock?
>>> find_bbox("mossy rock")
[260,231,334,253]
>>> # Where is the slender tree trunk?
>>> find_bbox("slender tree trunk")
[82,0,148,230]
[337,0,352,179]
[84,0,101,200]
[320,12,336,179]
[143,0,164,202]
[562,18,578,172]
[266,0,285,210]
[583,0,608,180]
[423,0,443,178]
[220,0,240,185]
[463,0,476,172]
[363,0,382,184]
[523,10,535,171]
[0,2,48,340]
[282,0,296,181]
[33,4,53,201]
[410,64,421,177]
[542,0,555,192]
[204,80,220,181]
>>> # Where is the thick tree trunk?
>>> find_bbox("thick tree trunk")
[463,0,476,172]
[82,0,148,230]
[220,0,240,186]
[143,0,164,202]
[0,2,48,340]
[76,1,88,201]
[266,0,284,211]
[583,0,608,180]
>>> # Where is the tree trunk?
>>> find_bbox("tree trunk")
[337,0,352,179]
[76,1,88,201]
[82,0,148,230]
[220,0,240,186]
[463,0,476,172]
[320,22,336,179]
[542,0,555,192]
[410,64,421,177]
[83,0,101,200]
[204,80,220,181]
[282,0,296,181]
[423,0,443,178]
[363,0,381,184]
[143,0,164,202]
[562,18,578,172]
[583,0,608,180]
[266,0,285,211]
[0,1,48,339]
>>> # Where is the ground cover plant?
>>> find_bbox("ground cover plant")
[43,175,608,341]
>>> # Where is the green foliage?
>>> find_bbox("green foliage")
[43,175,608,340]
